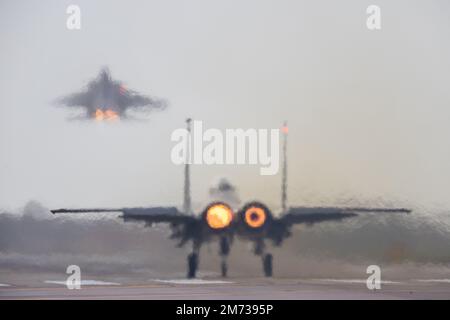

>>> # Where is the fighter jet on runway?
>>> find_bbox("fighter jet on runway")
[52,119,411,278]
[57,67,167,121]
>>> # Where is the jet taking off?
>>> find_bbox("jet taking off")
[57,67,167,121]
[52,119,411,278]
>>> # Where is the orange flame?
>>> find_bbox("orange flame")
[206,203,233,229]
[95,109,119,122]
[244,206,266,228]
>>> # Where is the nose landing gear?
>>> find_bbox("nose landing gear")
[219,236,231,277]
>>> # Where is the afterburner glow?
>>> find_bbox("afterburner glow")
[206,203,233,229]
[245,206,266,228]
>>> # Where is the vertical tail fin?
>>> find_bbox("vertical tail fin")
[281,121,288,213]
[183,118,192,214]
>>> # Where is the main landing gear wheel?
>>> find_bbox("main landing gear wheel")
[187,252,199,278]
[263,253,273,277]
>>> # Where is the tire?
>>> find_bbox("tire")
[187,253,198,278]
[263,253,273,277]
[221,261,228,278]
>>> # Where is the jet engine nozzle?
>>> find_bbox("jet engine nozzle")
[203,202,234,230]
[239,202,272,230]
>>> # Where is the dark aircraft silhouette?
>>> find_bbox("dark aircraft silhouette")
[52,119,411,278]
[57,67,167,121]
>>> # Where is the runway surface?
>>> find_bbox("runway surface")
[1,277,450,299]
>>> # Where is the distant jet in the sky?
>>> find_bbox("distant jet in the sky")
[57,67,167,121]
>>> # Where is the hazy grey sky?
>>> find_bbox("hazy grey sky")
[1,0,450,212]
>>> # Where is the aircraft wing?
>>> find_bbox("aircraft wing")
[280,206,410,225]
[59,91,91,107]
[51,207,195,225]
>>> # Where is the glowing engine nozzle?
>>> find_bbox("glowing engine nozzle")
[95,109,119,121]
[205,203,234,230]
[244,205,267,228]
